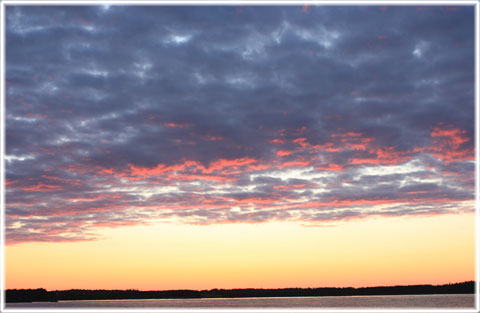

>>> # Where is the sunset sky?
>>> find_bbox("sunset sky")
[4,4,476,290]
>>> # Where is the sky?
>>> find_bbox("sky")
[4,5,476,290]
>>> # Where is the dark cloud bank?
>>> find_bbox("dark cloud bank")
[5,5,475,243]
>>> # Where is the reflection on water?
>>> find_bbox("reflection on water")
[6,294,475,308]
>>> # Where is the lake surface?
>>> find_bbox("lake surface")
[6,294,475,308]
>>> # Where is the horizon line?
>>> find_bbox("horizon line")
[7,280,475,293]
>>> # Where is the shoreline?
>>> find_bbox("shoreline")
[6,281,475,303]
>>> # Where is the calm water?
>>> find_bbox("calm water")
[6,294,475,308]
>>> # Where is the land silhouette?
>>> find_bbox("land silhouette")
[6,281,474,303]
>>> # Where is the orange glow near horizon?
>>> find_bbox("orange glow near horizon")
[5,212,474,291]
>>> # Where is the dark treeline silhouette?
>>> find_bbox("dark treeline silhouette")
[6,281,474,303]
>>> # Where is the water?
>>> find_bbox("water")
[6,294,475,308]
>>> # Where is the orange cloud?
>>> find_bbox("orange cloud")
[98,168,114,175]
[124,157,265,181]
[205,136,224,141]
[130,163,179,176]
[164,122,191,128]
[416,127,472,163]
[271,138,285,144]
[276,150,293,156]
[316,163,344,171]
[165,173,235,182]
[204,157,257,173]
[22,184,64,192]
[293,137,308,147]
[329,132,375,152]
[273,184,308,191]
[248,163,270,171]
[332,131,363,138]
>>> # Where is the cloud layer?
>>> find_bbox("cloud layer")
[5,5,475,243]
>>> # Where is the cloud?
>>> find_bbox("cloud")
[5,5,475,244]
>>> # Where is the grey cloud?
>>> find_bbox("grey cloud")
[5,5,474,243]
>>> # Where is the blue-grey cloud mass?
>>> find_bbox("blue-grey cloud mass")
[5,5,475,243]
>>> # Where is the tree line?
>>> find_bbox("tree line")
[6,281,474,303]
